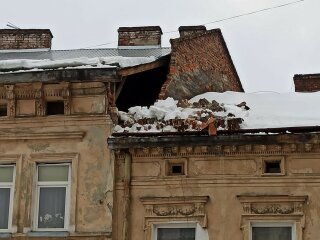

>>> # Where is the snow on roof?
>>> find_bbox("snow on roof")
[114,91,320,133]
[0,56,156,73]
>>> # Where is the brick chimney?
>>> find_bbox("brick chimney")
[294,74,320,92]
[178,25,207,37]
[0,29,53,50]
[118,26,162,49]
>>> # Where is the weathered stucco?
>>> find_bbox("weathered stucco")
[0,81,113,240]
[111,134,320,240]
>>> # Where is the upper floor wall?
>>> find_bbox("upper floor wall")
[0,81,107,119]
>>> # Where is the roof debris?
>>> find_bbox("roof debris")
[114,91,320,134]
[114,96,245,134]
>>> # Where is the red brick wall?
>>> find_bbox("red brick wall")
[118,26,162,47]
[0,29,52,50]
[159,29,244,100]
[294,74,320,92]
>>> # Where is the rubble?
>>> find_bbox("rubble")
[115,97,246,134]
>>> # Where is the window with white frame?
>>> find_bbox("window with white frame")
[35,164,70,230]
[251,222,293,240]
[154,223,196,240]
[0,165,15,232]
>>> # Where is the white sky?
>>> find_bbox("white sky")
[1,0,319,92]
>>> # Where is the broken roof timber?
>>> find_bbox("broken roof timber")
[118,56,170,77]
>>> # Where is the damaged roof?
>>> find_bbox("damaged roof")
[113,91,320,136]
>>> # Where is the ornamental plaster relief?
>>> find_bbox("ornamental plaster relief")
[140,196,209,240]
[128,143,320,158]
[238,195,308,240]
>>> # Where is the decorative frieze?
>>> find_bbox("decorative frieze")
[140,196,209,240]
[127,143,320,158]
[237,195,308,240]
[238,195,307,216]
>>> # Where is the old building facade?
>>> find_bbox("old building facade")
[109,131,320,240]
[0,25,245,240]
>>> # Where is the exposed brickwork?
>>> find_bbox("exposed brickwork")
[118,26,162,47]
[159,29,244,100]
[294,74,320,92]
[178,25,207,37]
[0,29,53,50]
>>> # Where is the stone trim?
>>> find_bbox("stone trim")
[237,195,308,240]
[140,196,209,240]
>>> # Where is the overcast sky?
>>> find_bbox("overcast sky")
[1,0,319,92]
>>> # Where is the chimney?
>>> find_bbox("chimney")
[178,25,207,37]
[118,26,162,49]
[0,29,53,51]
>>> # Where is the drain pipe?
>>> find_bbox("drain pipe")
[123,151,132,240]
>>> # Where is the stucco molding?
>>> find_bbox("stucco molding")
[140,196,209,240]
[117,143,320,158]
[237,195,308,240]
[0,131,85,140]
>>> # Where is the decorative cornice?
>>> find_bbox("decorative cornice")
[114,142,320,158]
[238,195,308,216]
[0,131,85,140]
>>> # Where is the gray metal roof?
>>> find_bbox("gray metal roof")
[0,48,171,61]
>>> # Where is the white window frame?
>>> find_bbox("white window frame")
[33,163,71,231]
[153,222,198,240]
[250,221,296,240]
[0,165,15,233]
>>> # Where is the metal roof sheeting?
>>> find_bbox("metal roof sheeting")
[0,48,171,61]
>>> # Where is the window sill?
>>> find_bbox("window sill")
[0,233,11,238]
[27,231,69,237]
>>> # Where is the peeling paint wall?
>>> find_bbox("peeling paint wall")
[114,141,320,240]
[0,81,113,240]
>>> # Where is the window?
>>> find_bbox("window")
[0,104,7,117]
[154,224,196,240]
[166,159,187,176]
[46,101,64,115]
[251,223,293,240]
[0,165,15,232]
[35,164,70,230]
[264,161,281,174]
[169,163,184,175]
[262,157,285,176]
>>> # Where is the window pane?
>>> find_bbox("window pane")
[252,227,292,240]
[158,228,195,240]
[0,188,10,229]
[0,166,14,182]
[38,165,69,181]
[38,187,66,228]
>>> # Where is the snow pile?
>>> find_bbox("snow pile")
[190,91,320,129]
[115,97,244,133]
[114,91,320,133]
[0,56,156,72]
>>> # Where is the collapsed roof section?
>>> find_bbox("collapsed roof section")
[0,26,245,112]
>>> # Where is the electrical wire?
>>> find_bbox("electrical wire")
[82,0,305,48]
